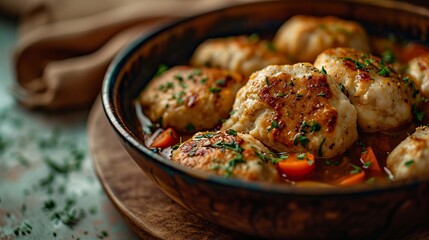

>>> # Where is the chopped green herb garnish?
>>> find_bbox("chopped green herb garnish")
[355,60,365,70]
[307,160,315,166]
[227,129,237,136]
[215,78,226,87]
[185,123,196,132]
[339,83,346,93]
[377,66,390,77]
[89,206,97,215]
[195,132,214,139]
[294,134,309,148]
[155,64,169,76]
[174,74,183,81]
[178,82,187,88]
[254,150,273,163]
[297,153,306,160]
[209,87,222,93]
[265,41,276,52]
[321,66,327,74]
[212,140,242,153]
[200,77,208,84]
[43,199,56,211]
[317,93,327,97]
[158,82,174,92]
[366,177,375,184]
[403,76,410,84]
[224,154,245,177]
[265,77,271,86]
[171,137,181,150]
[301,121,321,133]
[404,160,415,167]
[248,33,260,43]
[310,122,321,133]
[276,93,286,97]
[364,58,373,66]
[318,137,326,157]
[267,121,279,132]
[363,161,372,169]
[296,93,303,98]
[349,163,362,174]
[382,50,396,64]
[412,104,425,122]
[192,68,202,76]
[175,91,185,104]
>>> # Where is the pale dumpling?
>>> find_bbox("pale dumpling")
[222,63,358,158]
[190,35,289,77]
[172,130,280,182]
[407,52,429,97]
[314,47,413,132]
[140,66,245,132]
[274,15,370,62]
[387,126,429,180]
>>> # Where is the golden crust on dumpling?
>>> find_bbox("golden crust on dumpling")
[222,63,358,157]
[190,35,289,77]
[172,130,280,182]
[314,47,413,132]
[140,66,245,132]
[274,15,370,62]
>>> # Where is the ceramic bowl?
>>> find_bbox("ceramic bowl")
[102,1,429,238]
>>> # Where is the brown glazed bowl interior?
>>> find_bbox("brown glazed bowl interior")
[102,1,429,239]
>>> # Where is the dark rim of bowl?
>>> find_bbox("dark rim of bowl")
[102,0,429,196]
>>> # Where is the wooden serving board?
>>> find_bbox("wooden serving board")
[87,99,429,240]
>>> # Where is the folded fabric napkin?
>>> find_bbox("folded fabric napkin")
[7,0,255,110]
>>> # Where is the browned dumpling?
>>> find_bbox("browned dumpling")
[274,15,370,62]
[387,126,429,180]
[222,63,358,158]
[407,52,429,97]
[139,66,245,132]
[190,35,289,77]
[172,130,280,182]
[314,47,413,132]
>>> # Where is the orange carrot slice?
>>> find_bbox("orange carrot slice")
[340,171,366,186]
[150,128,179,148]
[277,153,315,178]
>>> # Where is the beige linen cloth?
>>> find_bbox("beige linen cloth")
[3,0,254,110]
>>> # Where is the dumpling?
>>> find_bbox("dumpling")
[139,66,245,132]
[274,15,370,62]
[172,130,280,182]
[190,35,289,77]
[387,126,429,180]
[407,52,429,97]
[222,63,358,157]
[314,47,413,132]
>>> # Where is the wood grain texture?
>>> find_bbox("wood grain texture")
[88,99,247,240]
[88,99,429,240]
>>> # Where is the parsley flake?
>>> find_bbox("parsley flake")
[382,50,396,64]
[209,87,222,93]
[377,66,390,77]
[185,123,196,132]
[155,64,169,76]
[215,78,226,87]
[404,160,415,167]
[265,77,271,86]
[267,121,279,132]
